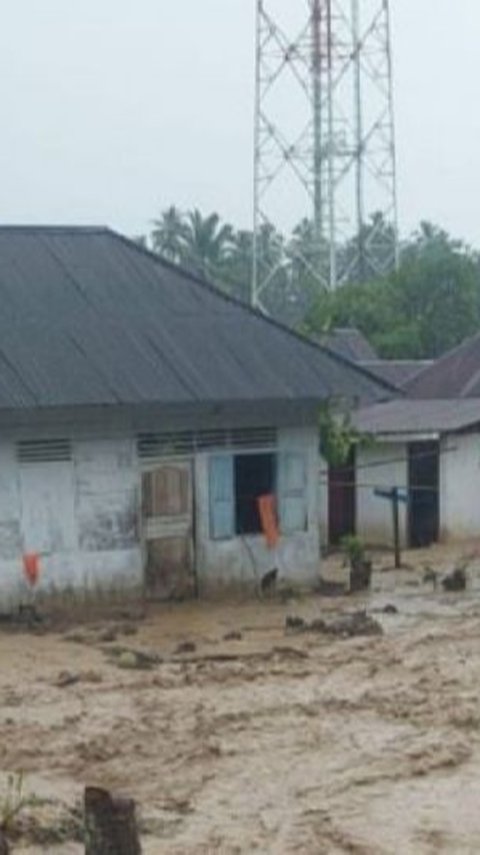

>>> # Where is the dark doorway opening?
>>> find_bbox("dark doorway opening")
[235,453,276,535]
[408,441,439,548]
[328,447,356,546]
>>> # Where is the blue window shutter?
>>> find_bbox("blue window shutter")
[209,455,234,540]
[278,452,308,534]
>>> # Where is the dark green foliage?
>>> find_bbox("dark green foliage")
[306,221,480,359]
[318,403,368,468]
[146,207,480,359]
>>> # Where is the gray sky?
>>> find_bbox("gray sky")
[0,1,479,244]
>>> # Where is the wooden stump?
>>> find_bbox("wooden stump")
[84,787,141,855]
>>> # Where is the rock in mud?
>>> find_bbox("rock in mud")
[442,567,467,592]
[107,646,160,670]
[382,604,399,615]
[55,671,80,688]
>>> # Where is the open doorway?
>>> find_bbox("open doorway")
[408,441,439,548]
[328,447,356,546]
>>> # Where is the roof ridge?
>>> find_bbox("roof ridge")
[0,225,109,234]
[108,229,400,397]
[405,328,480,394]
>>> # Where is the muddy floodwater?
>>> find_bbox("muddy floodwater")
[3,545,480,853]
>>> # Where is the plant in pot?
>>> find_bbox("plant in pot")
[341,535,372,593]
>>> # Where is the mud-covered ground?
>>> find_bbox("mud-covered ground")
[3,544,480,853]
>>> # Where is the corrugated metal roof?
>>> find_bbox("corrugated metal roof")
[360,360,433,388]
[0,226,394,412]
[406,332,480,399]
[317,328,378,362]
[353,399,480,436]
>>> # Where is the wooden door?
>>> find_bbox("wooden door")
[328,448,356,546]
[142,460,195,600]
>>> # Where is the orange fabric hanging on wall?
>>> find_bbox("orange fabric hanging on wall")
[23,553,40,587]
[257,494,279,549]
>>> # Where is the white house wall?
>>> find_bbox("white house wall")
[439,432,480,542]
[0,423,321,608]
[195,426,320,595]
[356,442,408,548]
[318,453,329,548]
[0,436,142,610]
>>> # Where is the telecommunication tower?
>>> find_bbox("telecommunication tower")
[253,0,399,311]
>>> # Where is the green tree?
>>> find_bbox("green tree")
[181,209,234,281]
[151,205,186,263]
[306,223,480,359]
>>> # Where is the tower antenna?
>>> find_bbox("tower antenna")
[252,0,399,313]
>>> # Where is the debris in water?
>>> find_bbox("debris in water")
[286,611,383,638]
[55,671,80,688]
[175,641,197,655]
[223,631,243,641]
[442,567,467,592]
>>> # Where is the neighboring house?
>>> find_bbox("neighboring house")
[320,328,432,388]
[320,328,378,362]
[359,360,433,388]
[318,328,430,547]
[351,332,480,548]
[0,226,390,607]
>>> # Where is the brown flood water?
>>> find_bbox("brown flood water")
[3,544,480,853]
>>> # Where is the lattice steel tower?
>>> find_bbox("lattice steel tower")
[253,0,399,311]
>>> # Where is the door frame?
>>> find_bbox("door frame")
[140,456,198,599]
[328,446,356,547]
[407,441,440,548]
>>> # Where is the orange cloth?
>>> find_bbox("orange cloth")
[23,553,40,587]
[257,494,279,549]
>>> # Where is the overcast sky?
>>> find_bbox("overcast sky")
[0,1,479,244]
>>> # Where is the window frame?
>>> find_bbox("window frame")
[208,448,309,542]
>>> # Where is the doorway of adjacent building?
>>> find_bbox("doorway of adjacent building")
[141,460,196,600]
[408,441,439,548]
[328,448,356,546]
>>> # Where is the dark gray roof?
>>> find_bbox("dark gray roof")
[317,328,377,362]
[0,227,393,412]
[360,360,433,388]
[353,399,480,437]
[406,331,480,399]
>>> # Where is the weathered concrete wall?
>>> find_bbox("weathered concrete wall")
[318,454,329,550]
[195,426,321,594]
[356,442,409,548]
[0,421,322,607]
[440,432,480,542]
[0,436,142,610]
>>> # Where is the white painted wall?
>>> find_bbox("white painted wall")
[195,426,320,595]
[318,453,329,549]
[0,436,142,610]
[440,432,480,542]
[356,442,408,548]
[0,422,322,608]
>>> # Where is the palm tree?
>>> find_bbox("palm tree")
[222,229,254,302]
[150,206,186,263]
[181,210,234,281]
